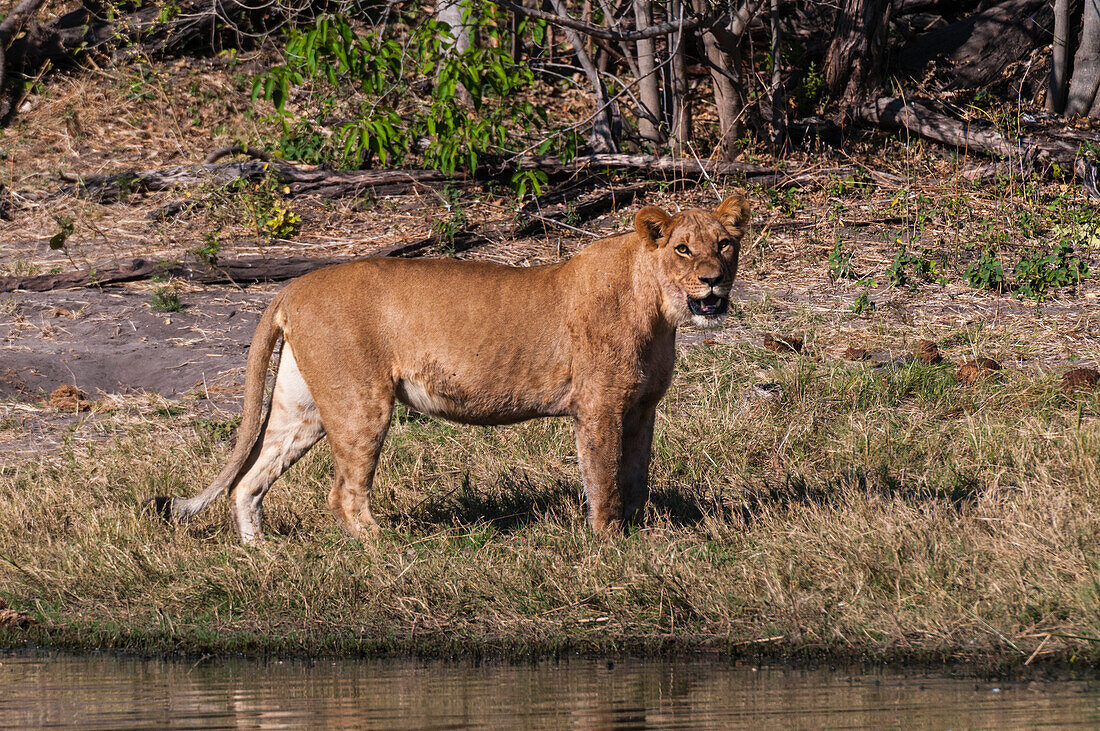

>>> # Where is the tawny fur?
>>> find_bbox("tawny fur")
[153,194,750,543]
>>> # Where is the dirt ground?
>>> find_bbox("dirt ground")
[1,56,1099,462]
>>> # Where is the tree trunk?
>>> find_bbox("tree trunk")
[824,0,892,106]
[668,0,692,152]
[1066,0,1100,117]
[694,0,763,161]
[437,0,473,53]
[897,0,1054,91]
[1048,0,1076,113]
[770,0,787,153]
[633,0,663,143]
[549,0,619,152]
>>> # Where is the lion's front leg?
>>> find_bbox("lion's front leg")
[573,411,626,532]
[620,402,657,525]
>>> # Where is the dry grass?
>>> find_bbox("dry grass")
[3,53,1100,670]
[2,339,1100,667]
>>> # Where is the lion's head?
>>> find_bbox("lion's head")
[635,194,750,328]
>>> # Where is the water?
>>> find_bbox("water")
[2,652,1099,729]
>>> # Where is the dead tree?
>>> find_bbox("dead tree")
[1062,0,1100,117]
[549,0,620,152]
[823,0,892,106]
[667,0,692,151]
[694,0,765,160]
[769,0,787,152]
[0,0,48,119]
[633,0,663,143]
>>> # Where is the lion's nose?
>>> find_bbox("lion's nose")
[698,274,723,287]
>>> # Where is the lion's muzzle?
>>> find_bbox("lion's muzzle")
[687,292,729,318]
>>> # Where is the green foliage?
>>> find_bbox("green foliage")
[155,3,181,23]
[49,216,74,251]
[1013,242,1089,301]
[764,186,797,217]
[510,169,548,201]
[261,205,301,240]
[150,286,182,313]
[850,290,875,314]
[275,119,338,166]
[964,249,1006,292]
[255,11,553,193]
[234,176,301,242]
[828,240,855,280]
[431,185,469,250]
[191,230,222,267]
[886,248,934,287]
[792,62,825,115]
[827,172,867,198]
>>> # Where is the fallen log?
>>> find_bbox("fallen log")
[61,161,453,202]
[851,97,1080,164]
[0,256,338,293]
[49,153,835,206]
[0,231,495,293]
[514,183,651,238]
[514,154,802,184]
[896,0,1054,90]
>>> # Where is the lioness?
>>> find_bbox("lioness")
[153,194,750,543]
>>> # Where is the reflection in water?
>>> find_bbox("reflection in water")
[1,652,1100,729]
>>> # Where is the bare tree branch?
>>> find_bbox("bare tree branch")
[494,0,724,42]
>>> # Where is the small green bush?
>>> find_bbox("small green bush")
[964,249,1006,292]
[1013,242,1089,301]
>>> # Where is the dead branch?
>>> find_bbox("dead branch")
[1076,157,1100,200]
[514,153,805,184]
[514,182,652,237]
[494,0,722,42]
[0,232,491,293]
[851,97,1080,163]
[46,153,839,206]
[58,161,453,202]
[0,250,389,294]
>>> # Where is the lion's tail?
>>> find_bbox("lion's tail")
[149,294,285,523]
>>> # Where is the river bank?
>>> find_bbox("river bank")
[3,340,1100,672]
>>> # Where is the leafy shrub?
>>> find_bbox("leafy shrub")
[964,249,1006,292]
[233,177,301,242]
[828,240,855,280]
[886,248,933,287]
[191,230,222,267]
[1013,242,1089,301]
[431,184,469,250]
[254,11,559,193]
[850,290,875,314]
[260,204,301,240]
[150,286,182,313]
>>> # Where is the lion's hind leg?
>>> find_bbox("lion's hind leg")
[229,345,325,545]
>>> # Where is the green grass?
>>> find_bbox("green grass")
[2,343,1100,668]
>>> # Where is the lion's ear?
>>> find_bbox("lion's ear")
[716,194,751,237]
[634,206,673,248]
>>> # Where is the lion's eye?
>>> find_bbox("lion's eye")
[719,239,733,252]
[675,244,691,256]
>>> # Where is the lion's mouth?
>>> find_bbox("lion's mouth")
[687,293,728,318]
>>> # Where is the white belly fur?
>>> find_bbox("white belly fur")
[395,379,450,416]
